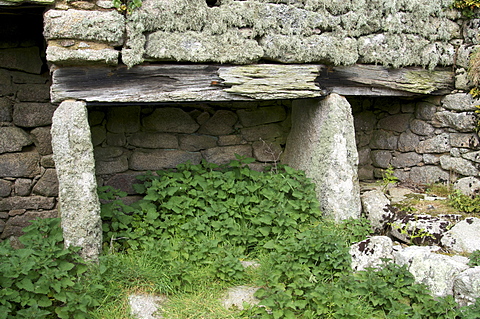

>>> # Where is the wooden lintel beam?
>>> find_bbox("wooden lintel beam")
[50,64,454,104]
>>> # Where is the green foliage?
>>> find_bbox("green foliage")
[448,190,480,214]
[101,156,321,255]
[112,0,142,14]
[381,165,398,192]
[468,250,480,267]
[0,218,102,319]
[451,0,480,18]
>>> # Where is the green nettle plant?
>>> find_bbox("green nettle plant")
[112,0,142,14]
[0,218,102,319]
[448,190,480,214]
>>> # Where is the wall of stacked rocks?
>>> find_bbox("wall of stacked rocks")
[90,101,291,201]
[352,93,480,185]
[0,7,59,240]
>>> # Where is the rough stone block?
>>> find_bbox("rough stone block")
[14,178,32,196]
[91,126,107,147]
[106,132,125,147]
[144,30,263,65]
[241,124,284,142]
[0,151,40,178]
[218,135,243,146]
[44,9,125,46]
[51,100,102,261]
[398,130,420,152]
[32,169,59,197]
[450,133,480,149]
[0,196,55,211]
[128,132,179,149]
[13,103,57,128]
[30,126,53,156]
[107,106,140,134]
[0,179,11,197]
[350,236,394,271]
[88,110,105,126]
[0,97,12,122]
[41,155,56,168]
[357,148,372,166]
[410,119,434,136]
[0,210,58,239]
[369,130,398,150]
[442,93,479,112]
[416,133,450,153]
[377,114,412,132]
[393,246,469,297]
[105,173,143,195]
[283,95,361,221]
[454,267,480,307]
[408,165,449,185]
[16,84,50,102]
[354,111,377,132]
[361,189,393,233]
[198,110,238,135]
[252,140,282,163]
[0,127,32,154]
[237,106,287,128]
[371,150,392,169]
[432,111,476,132]
[0,47,43,74]
[415,101,437,120]
[95,155,129,175]
[454,177,480,197]
[201,145,252,165]
[179,135,217,152]
[391,152,422,168]
[440,155,479,177]
[441,218,480,254]
[142,108,198,133]
[130,149,202,170]
[46,46,119,66]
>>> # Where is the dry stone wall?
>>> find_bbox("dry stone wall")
[0,8,59,240]
[90,101,291,200]
[353,93,480,185]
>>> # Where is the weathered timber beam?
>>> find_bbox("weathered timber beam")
[50,64,454,103]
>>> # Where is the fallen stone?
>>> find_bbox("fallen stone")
[0,127,32,154]
[128,294,166,319]
[350,236,395,271]
[454,177,480,197]
[454,266,480,307]
[389,213,451,245]
[222,286,260,311]
[441,217,480,254]
[393,246,469,297]
[361,189,394,233]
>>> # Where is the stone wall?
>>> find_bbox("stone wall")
[41,0,471,70]
[0,7,59,240]
[91,101,291,200]
[353,93,480,185]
